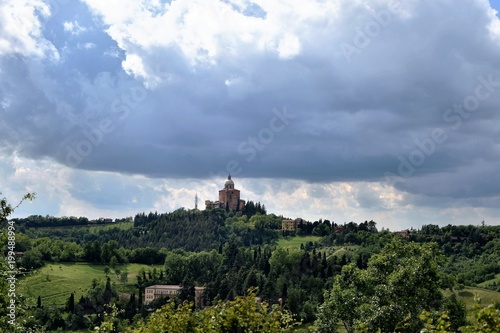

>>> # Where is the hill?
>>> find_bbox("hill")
[18,263,161,308]
[20,208,281,251]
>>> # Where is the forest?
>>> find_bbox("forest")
[1,194,500,332]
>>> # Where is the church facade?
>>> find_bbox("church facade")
[205,175,245,211]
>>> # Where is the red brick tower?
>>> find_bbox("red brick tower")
[218,175,245,210]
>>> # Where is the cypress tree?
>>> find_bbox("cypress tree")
[67,293,75,314]
[138,288,143,307]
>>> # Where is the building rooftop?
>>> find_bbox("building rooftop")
[225,174,234,186]
[146,285,181,290]
[146,284,205,291]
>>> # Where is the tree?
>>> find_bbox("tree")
[179,277,195,306]
[138,288,143,308]
[0,192,35,332]
[315,238,448,333]
[13,232,32,252]
[0,193,35,222]
[109,256,118,269]
[21,249,44,269]
[315,296,340,333]
[125,293,137,319]
[421,302,500,333]
[243,268,259,291]
[84,241,101,262]
[101,240,119,264]
[163,252,188,284]
[104,277,113,304]
[442,294,467,331]
[67,293,75,314]
[116,290,297,333]
[198,291,296,332]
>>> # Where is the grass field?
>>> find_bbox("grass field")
[88,221,134,234]
[18,262,161,308]
[478,273,500,290]
[443,286,500,324]
[29,221,134,233]
[277,235,322,249]
[325,245,359,258]
[453,286,500,308]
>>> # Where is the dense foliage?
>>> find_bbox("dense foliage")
[3,197,500,332]
[96,291,296,333]
[421,302,500,333]
[0,192,35,332]
[315,239,450,332]
[18,206,278,252]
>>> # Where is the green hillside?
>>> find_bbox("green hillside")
[478,273,500,291]
[453,286,500,309]
[18,263,160,307]
[277,235,321,248]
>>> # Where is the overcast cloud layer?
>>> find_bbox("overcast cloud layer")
[2,0,500,229]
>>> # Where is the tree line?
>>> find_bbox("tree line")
[2,192,500,332]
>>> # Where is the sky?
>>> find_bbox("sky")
[2,0,500,230]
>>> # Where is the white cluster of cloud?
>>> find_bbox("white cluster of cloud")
[5,153,499,229]
[63,20,87,36]
[1,0,500,228]
[80,0,328,87]
[0,0,58,59]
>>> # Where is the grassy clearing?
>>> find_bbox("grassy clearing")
[88,221,134,234]
[18,262,161,308]
[478,273,500,290]
[444,286,500,323]
[27,221,134,233]
[277,235,322,249]
[454,286,500,307]
[324,245,359,258]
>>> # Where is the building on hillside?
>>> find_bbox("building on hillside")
[282,219,298,231]
[282,218,305,232]
[144,285,205,308]
[393,229,411,239]
[205,175,245,211]
[333,225,344,233]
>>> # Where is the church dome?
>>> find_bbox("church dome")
[225,175,234,186]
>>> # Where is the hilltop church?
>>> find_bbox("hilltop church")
[205,175,245,211]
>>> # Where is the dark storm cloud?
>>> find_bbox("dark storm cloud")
[2,0,500,203]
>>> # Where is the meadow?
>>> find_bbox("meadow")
[454,286,500,309]
[478,272,500,290]
[277,235,322,249]
[18,262,161,308]
[88,221,134,234]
